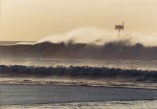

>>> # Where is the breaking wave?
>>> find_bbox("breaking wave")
[0,65,157,82]
[1,41,157,60]
[37,27,157,46]
[1,28,157,60]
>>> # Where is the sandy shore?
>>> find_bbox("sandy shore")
[1,100,157,109]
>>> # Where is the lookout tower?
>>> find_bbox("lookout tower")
[115,22,124,36]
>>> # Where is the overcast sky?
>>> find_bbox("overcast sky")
[0,0,157,41]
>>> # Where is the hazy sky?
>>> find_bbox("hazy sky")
[0,0,157,41]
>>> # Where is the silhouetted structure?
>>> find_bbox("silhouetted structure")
[115,22,124,36]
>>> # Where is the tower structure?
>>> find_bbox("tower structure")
[115,22,124,36]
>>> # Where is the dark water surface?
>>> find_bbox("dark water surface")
[0,84,157,105]
[1,58,157,70]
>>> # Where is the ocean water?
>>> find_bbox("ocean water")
[0,84,157,109]
[1,42,157,108]
[1,58,157,70]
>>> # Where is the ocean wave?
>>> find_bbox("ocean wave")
[0,65,157,82]
[1,41,157,60]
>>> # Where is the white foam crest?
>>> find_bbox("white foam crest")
[37,27,157,46]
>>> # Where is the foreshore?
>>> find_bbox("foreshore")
[1,100,157,109]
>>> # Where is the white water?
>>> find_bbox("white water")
[37,27,157,46]
[1,58,157,70]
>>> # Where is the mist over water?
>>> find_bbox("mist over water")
[37,27,157,46]
[1,27,157,70]
[1,27,157,47]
